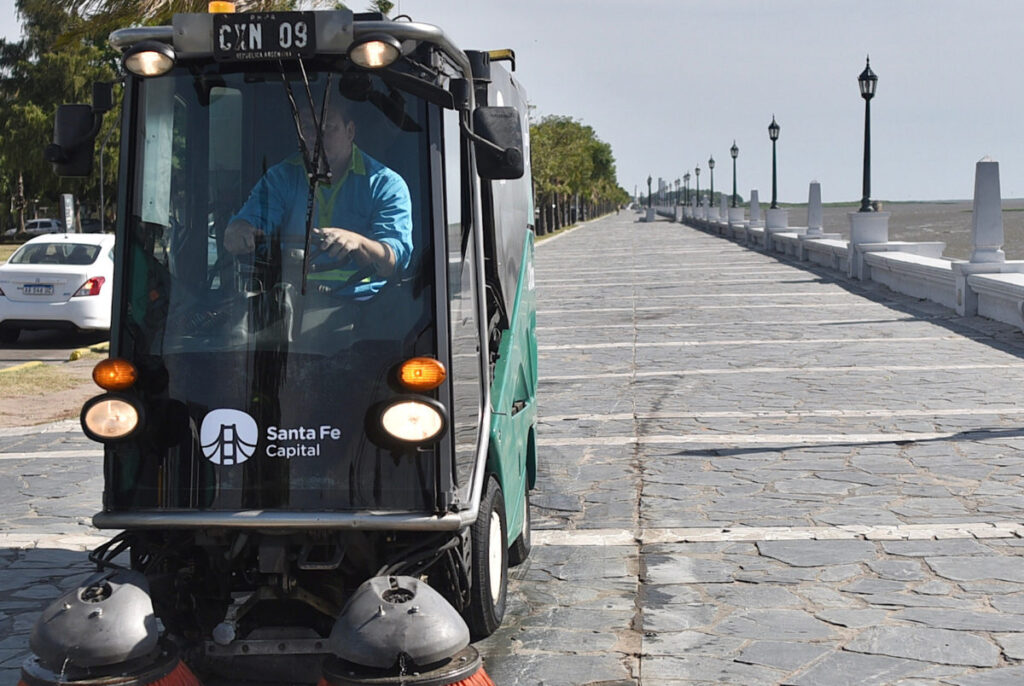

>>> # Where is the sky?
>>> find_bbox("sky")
[2,0,1022,203]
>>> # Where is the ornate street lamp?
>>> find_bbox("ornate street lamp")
[858,57,878,212]
[647,175,652,209]
[768,115,780,209]
[708,155,715,207]
[730,140,739,208]
[694,166,700,205]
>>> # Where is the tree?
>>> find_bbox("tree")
[530,115,628,235]
[0,0,119,234]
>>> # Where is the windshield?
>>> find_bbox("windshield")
[112,62,440,512]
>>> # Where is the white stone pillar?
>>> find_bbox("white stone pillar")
[952,157,1024,315]
[969,157,1005,264]
[748,190,763,227]
[847,211,891,279]
[805,181,823,237]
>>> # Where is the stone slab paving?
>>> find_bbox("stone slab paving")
[478,213,1024,684]
[6,213,1024,685]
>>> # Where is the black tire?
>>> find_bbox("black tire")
[508,488,532,567]
[465,476,508,640]
[0,328,19,344]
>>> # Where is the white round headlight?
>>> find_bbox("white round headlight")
[82,396,141,441]
[381,400,444,443]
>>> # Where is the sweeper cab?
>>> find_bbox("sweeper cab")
[26,6,537,685]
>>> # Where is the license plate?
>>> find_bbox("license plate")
[23,284,53,296]
[214,12,316,61]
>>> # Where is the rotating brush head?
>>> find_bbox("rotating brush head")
[318,645,495,686]
[19,642,202,686]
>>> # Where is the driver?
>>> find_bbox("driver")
[224,100,412,297]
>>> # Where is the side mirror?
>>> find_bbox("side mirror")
[46,104,99,177]
[472,106,524,180]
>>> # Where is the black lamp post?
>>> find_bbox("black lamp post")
[708,155,715,207]
[647,175,652,209]
[858,57,878,212]
[684,172,690,205]
[695,166,700,206]
[730,140,739,208]
[768,115,780,209]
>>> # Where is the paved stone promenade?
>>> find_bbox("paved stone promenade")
[5,213,1024,684]
[479,213,1024,684]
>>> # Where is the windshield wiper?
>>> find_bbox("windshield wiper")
[280,60,333,295]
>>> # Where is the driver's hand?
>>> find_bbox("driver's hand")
[224,220,264,254]
[316,227,365,261]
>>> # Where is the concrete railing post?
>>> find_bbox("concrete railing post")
[952,157,1024,315]
[848,207,891,280]
[805,181,823,238]
[764,206,789,252]
[748,190,763,227]
[969,156,1005,264]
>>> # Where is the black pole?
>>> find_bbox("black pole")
[647,176,652,209]
[731,157,737,208]
[860,97,872,212]
[709,168,714,207]
[771,139,778,209]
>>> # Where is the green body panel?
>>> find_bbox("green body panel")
[487,233,538,545]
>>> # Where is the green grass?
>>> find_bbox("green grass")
[0,244,17,262]
[0,363,88,395]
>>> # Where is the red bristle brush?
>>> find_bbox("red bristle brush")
[143,658,203,686]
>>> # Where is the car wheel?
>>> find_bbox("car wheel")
[0,328,19,344]
[465,476,508,640]
[509,488,532,567]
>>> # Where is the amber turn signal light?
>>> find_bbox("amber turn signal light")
[92,358,138,391]
[397,357,446,391]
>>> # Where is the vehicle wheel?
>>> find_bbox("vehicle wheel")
[465,476,508,640]
[508,488,532,567]
[0,328,19,344]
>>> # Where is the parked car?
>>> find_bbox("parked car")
[0,233,115,343]
[3,218,65,239]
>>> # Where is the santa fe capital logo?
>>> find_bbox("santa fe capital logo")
[201,409,259,465]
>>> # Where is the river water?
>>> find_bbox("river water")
[783,198,1024,261]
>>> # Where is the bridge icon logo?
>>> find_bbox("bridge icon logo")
[200,409,259,465]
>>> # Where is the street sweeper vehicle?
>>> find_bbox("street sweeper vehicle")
[25,6,537,685]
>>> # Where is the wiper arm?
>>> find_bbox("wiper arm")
[280,60,334,295]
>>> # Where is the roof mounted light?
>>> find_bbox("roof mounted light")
[208,1,236,11]
[349,33,401,69]
[123,40,176,78]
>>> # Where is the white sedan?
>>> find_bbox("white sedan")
[0,233,116,343]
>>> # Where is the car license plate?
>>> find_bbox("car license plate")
[214,12,316,61]
[23,284,53,296]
